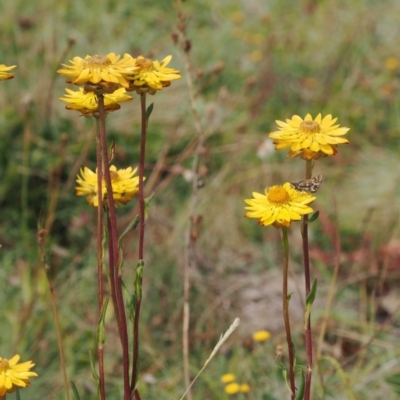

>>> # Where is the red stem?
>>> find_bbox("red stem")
[97,96,130,400]
[95,120,106,400]
[131,93,147,396]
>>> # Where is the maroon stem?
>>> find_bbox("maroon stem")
[131,93,147,397]
[303,162,313,400]
[97,96,130,400]
[95,120,105,400]
[282,227,296,399]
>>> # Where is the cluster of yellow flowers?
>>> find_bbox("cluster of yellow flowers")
[220,373,251,395]
[244,113,349,228]
[57,52,181,115]
[55,52,181,207]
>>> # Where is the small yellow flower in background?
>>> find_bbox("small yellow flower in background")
[269,114,349,160]
[127,55,181,94]
[239,383,251,393]
[76,165,141,207]
[244,183,315,228]
[0,64,16,81]
[0,355,37,396]
[231,11,245,23]
[252,330,271,342]
[385,57,399,71]
[60,87,133,116]
[57,53,137,90]
[225,382,240,395]
[250,50,262,63]
[220,373,236,384]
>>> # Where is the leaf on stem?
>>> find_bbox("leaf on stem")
[70,381,81,400]
[146,102,154,124]
[304,279,318,329]
[97,297,110,347]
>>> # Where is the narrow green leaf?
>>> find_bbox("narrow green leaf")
[146,103,154,123]
[304,279,318,329]
[144,192,155,220]
[119,215,140,244]
[134,260,144,297]
[306,279,318,306]
[294,370,305,400]
[70,381,81,400]
[308,211,320,223]
[89,350,100,385]
[97,297,109,347]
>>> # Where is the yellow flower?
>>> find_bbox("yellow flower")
[269,114,349,160]
[385,57,399,71]
[0,355,38,396]
[252,330,271,342]
[127,55,181,94]
[225,382,240,395]
[244,183,315,228]
[76,165,141,207]
[239,383,251,393]
[0,64,16,80]
[60,87,132,116]
[220,373,236,384]
[57,53,137,90]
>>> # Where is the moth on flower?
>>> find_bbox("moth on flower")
[290,175,323,194]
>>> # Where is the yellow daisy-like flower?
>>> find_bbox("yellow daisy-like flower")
[57,53,137,90]
[244,182,315,228]
[60,87,133,116]
[225,382,240,395]
[252,330,271,342]
[269,114,349,160]
[76,165,141,207]
[0,64,16,80]
[127,55,181,94]
[0,355,38,396]
[220,373,236,384]
[239,383,251,393]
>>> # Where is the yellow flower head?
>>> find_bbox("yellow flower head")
[220,373,236,384]
[239,383,251,393]
[269,114,349,160]
[0,355,38,396]
[76,165,141,207]
[127,55,181,94]
[57,53,137,91]
[252,330,271,342]
[244,182,315,228]
[225,382,240,395]
[60,87,132,116]
[0,64,16,81]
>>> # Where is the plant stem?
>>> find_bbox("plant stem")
[131,93,148,396]
[97,95,130,400]
[281,227,296,399]
[95,119,105,400]
[302,160,313,400]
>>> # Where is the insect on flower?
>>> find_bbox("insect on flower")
[290,175,323,193]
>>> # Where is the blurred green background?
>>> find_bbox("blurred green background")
[1,0,400,399]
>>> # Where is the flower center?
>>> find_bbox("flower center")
[299,120,320,134]
[86,55,111,68]
[267,186,290,204]
[0,359,10,372]
[135,57,154,71]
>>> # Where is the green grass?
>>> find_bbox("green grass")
[1,0,400,399]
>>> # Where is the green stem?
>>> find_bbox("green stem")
[282,227,296,399]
